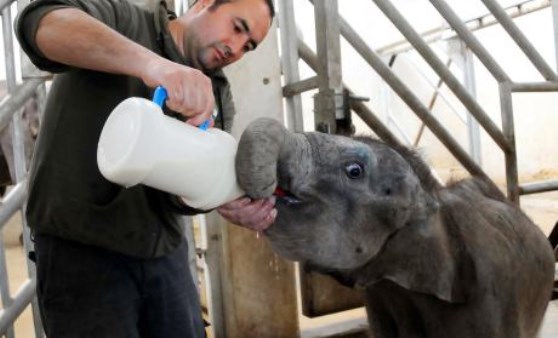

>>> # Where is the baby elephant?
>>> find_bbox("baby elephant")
[236,118,555,338]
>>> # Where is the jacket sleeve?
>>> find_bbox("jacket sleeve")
[15,0,145,73]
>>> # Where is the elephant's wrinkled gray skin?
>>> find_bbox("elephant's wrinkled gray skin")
[236,117,555,338]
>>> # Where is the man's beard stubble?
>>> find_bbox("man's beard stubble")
[182,31,220,74]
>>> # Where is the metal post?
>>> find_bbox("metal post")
[1,5,17,338]
[463,45,482,166]
[553,0,558,72]
[447,38,482,166]
[278,0,305,132]
[313,0,343,134]
[499,82,520,204]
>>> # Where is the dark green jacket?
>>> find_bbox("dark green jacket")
[16,0,236,257]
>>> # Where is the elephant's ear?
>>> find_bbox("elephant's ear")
[354,211,477,303]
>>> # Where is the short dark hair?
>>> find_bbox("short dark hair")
[208,0,275,19]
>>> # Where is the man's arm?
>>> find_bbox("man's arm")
[33,8,214,125]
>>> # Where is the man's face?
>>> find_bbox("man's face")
[184,0,272,71]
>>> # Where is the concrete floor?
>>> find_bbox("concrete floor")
[1,190,557,338]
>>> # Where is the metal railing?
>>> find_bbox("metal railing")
[280,0,558,205]
[0,0,47,337]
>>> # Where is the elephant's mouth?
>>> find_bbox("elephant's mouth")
[274,187,303,205]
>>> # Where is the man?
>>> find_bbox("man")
[16,0,276,336]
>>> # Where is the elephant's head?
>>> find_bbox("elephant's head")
[236,118,440,271]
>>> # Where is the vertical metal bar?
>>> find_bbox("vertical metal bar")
[14,1,46,336]
[481,0,557,81]
[499,82,520,204]
[371,0,510,153]
[463,45,482,166]
[0,232,15,338]
[278,0,304,132]
[1,5,17,338]
[553,0,558,72]
[313,0,343,134]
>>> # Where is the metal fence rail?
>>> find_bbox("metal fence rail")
[0,0,46,337]
[282,0,558,205]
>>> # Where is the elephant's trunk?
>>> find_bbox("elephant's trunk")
[236,118,306,199]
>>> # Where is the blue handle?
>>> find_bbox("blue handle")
[152,85,214,131]
[152,86,168,107]
[199,119,211,131]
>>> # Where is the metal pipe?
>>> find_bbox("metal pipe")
[282,76,319,97]
[553,0,558,72]
[371,0,511,153]
[428,0,511,83]
[463,45,482,166]
[0,78,44,133]
[0,279,37,335]
[510,81,558,91]
[481,0,558,81]
[0,180,27,229]
[499,82,520,204]
[313,0,344,133]
[0,231,14,338]
[279,0,305,132]
[377,0,551,56]
[2,7,16,90]
[297,39,402,146]
[519,180,558,195]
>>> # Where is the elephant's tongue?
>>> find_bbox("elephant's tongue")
[274,187,287,197]
[273,187,302,205]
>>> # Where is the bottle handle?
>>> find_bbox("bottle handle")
[152,85,214,131]
[152,86,168,108]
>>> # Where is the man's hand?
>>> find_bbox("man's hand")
[218,196,277,232]
[141,58,215,126]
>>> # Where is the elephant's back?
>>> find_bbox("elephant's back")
[441,178,555,337]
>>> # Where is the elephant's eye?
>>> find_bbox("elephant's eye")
[345,162,364,179]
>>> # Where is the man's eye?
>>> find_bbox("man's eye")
[234,25,242,33]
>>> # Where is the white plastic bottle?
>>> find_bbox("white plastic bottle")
[97,87,244,210]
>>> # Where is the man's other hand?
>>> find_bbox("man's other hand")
[217,196,276,232]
